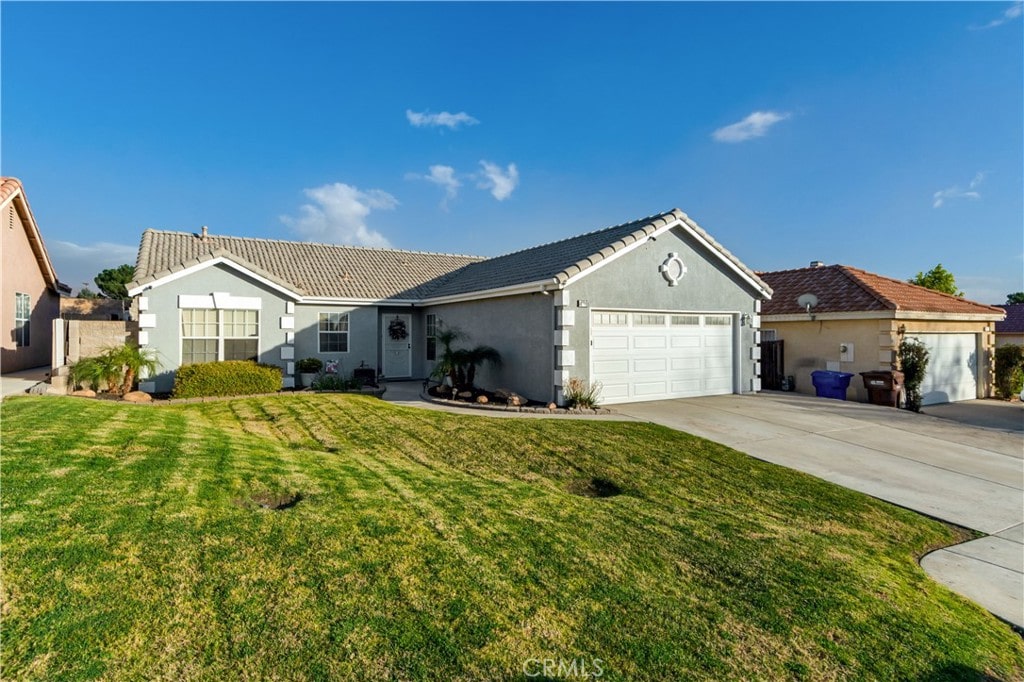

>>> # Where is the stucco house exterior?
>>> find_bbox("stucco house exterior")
[1,177,71,373]
[127,209,771,404]
[995,304,1024,348]
[759,263,1004,405]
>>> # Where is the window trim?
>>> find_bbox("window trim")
[318,311,350,354]
[180,308,260,365]
[425,313,437,361]
[14,292,30,347]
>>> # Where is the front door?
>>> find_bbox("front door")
[382,314,412,378]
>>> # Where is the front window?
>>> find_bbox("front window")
[181,309,259,364]
[426,314,437,361]
[319,312,349,353]
[14,293,30,347]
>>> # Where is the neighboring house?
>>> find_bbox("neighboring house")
[1,177,71,373]
[759,263,1004,406]
[994,304,1024,347]
[127,210,771,404]
[60,297,127,320]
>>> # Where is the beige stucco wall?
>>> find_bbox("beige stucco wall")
[1,202,59,372]
[764,316,996,402]
[996,333,1024,348]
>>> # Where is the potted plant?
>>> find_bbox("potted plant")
[296,357,323,388]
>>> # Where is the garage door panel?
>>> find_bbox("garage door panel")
[592,310,735,404]
[916,334,977,405]
[634,358,667,372]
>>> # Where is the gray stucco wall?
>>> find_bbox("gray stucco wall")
[136,264,295,393]
[424,295,556,402]
[562,226,764,396]
[293,303,379,379]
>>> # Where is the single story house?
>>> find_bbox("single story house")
[1,177,71,373]
[127,209,772,404]
[995,304,1024,347]
[758,263,1005,405]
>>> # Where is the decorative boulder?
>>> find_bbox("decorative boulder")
[509,395,522,407]
[547,402,558,410]
[476,395,489,404]
[122,391,153,403]
[70,389,97,398]
[457,391,473,400]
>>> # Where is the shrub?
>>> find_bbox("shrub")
[563,377,602,409]
[898,337,930,412]
[172,361,282,399]
[994,344,1024,399]
[68,344,159,394]
[310,373,361,391]
[296,357,324,373]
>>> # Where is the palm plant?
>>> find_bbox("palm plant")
[113,344,160,394]
[462,345,502,388]
[431,325,465,387]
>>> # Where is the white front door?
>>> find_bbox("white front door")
[591,311,735,404]
[916,333,978,405]
[382,314,412,378]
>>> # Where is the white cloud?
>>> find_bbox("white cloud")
[280,182,395,247]
[476,161,519,201]
[932,172,985,208]
[406,165,461,210]
[406,109,479,130]
[712,110,791,143]
[48,240,140,295]
[969,1,1022,30]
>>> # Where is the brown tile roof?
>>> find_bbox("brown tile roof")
[131,210,770,302]
[0,176,71,295]
[132,230,483,300]
[996,304,1024,333]
[760,264,1004,317]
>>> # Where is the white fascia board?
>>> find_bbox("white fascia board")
[127,256,302,300]
[893,311,1005,322]
[418,279,559,306]
[298,297,417,306]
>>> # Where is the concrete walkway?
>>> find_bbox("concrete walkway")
[1,366,51,398]
[383,383,1023,628]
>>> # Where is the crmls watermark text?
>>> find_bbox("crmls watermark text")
[523,657,605,678]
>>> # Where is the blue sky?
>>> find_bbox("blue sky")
[2,2,1021,303]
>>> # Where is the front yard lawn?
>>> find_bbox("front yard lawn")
[2,394,1022,680]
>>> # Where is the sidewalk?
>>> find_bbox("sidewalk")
[1,366,51,398]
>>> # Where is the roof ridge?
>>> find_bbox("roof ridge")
[836,265,897,310]
[842,264,1005,314]
[141,228,484,260]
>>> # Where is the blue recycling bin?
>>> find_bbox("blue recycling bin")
[810,370,854,400]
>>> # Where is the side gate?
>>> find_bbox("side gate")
[760,339,784,391]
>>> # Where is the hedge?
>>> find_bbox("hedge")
[994,344,1024,399]
[172,361,282,399]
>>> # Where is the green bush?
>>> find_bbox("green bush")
[172,361,282,399]
[994,344,1024,399]
[296,357,324,373]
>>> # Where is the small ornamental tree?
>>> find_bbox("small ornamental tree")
[898,338,930,412]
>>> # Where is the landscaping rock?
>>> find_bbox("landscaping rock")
[547,402,558,410]
[476,395,489,404]
[457,390,473,400]
[70,389,97,398]
[509,395,522,407]
[122,391,153,403]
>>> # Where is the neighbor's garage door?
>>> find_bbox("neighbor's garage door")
[591,311,734,404]
[916,333,978,405]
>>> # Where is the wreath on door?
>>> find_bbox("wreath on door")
[388,317,408,341]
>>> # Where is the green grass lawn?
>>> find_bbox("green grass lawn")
[2,394,1022,681]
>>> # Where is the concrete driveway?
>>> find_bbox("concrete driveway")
[612,393,1023,628]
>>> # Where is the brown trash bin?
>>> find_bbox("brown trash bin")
[859,370,904,407]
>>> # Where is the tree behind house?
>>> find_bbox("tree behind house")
[909,264,963,297]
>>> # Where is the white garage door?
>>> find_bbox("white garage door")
[916,333,978,406]
[591,311,734,404]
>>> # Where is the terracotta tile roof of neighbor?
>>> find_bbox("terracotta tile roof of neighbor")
[132,210,770,301]
[996,304,1024,333]
[759,264,1004,316]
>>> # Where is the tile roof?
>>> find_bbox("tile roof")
[759,264,1004,317]
[0,176,71,295]
[132,230,484,300]
[995,304,1024,333]
[131,209,770,302]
